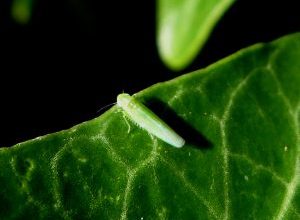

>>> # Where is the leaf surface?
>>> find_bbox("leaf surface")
[157,0,235,70]
[1,33,300,219]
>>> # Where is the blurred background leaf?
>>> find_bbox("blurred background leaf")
[157,0,235,71]
[11,0,34,24]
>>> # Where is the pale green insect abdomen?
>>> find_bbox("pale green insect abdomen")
[117,93,185,148]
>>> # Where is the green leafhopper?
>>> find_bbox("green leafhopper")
[117,93,185,148]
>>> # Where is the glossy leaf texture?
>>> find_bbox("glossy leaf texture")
[157,0,235,71]
[1,33,300,219]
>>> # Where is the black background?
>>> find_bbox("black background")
[0,0,299,146]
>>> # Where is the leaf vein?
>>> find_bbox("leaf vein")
[220,70,256,220]
[50,141,72,220]
[228,152,288,187]
[159,156,220,219]
[275,104,300,219]
[95,135,130,170]
[265,66,294,115]
[120,139,159,220]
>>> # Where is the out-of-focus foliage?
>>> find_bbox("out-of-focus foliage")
[157,0,235,71]
[11,0,33,24]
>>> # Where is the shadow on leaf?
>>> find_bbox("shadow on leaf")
[146,98,212,150]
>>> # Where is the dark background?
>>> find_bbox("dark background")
[0,0,299,146]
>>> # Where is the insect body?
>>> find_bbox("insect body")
[117,93,185,148]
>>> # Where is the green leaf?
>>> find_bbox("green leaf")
[157,0,235,71]
[1,33,300,219]
[11,0,34,24]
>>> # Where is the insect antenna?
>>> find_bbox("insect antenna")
[97,102,117,113]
